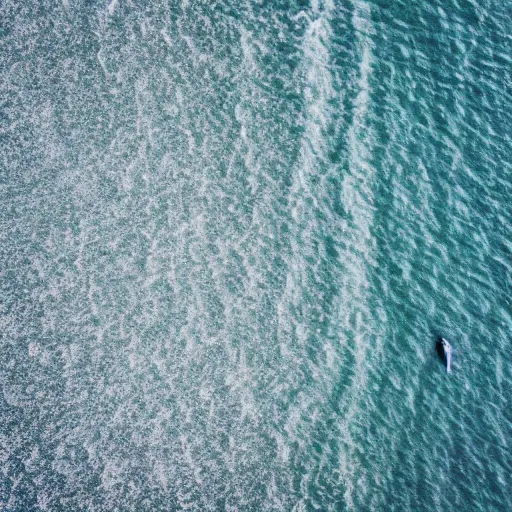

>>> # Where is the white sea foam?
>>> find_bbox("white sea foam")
[276,1,382,507]
[107,0,118,16]
[2,0,510,510]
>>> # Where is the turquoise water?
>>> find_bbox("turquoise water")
[1,0,511,510]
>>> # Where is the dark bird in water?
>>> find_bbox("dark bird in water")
[436,337,453,373]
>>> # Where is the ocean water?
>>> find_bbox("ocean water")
[1,0,511,510]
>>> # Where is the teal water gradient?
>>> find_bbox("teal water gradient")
[1,0,511,510]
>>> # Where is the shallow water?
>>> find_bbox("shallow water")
[1,0,511,510]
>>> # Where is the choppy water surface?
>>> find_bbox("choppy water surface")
[1,0,511,510]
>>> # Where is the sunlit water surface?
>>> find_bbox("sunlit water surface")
[1,0,511,510]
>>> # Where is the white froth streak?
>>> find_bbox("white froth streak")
[107,0,118,16]
[279,0,345,504]
[291,0,334,217]
[277,25,333,504]
[282,0,379,507]
[284,0,335,344]
[335,2,379,508]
